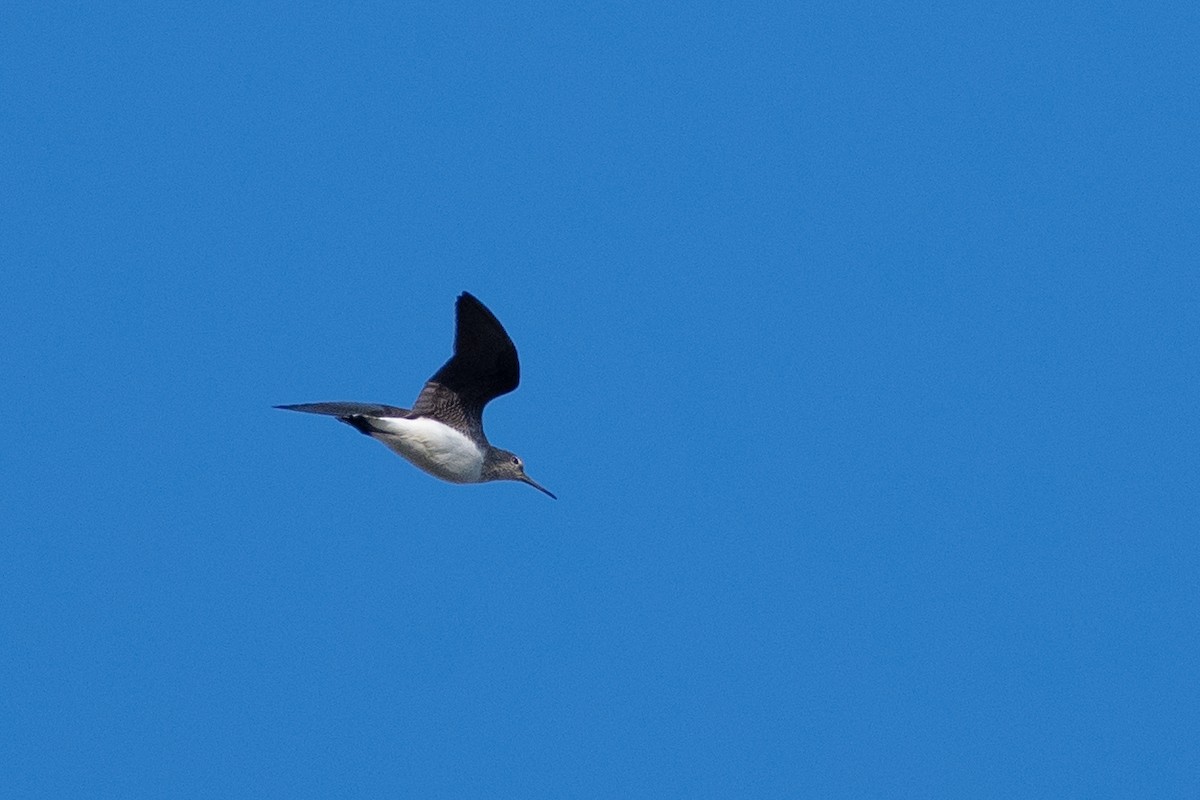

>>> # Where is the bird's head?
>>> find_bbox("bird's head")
[483,448,556,499]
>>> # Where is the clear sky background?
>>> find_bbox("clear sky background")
[2,2,1197,797]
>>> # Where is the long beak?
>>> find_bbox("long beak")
[521,474,557,499]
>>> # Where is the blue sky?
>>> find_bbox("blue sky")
[2,2,1197,797]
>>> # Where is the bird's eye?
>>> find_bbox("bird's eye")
[511,456,520,465]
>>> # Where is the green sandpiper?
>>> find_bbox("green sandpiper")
[277,292,555,499]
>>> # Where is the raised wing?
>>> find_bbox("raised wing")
[410,292,520,436]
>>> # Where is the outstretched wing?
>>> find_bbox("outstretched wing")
[274,402,411,418]
[410,292,519,437]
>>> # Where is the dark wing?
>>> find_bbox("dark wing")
[410,292,520,436]
[274,402,411,418]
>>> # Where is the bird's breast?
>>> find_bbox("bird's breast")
[369,416,485,483]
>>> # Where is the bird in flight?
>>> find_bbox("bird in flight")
[277,292,555,498]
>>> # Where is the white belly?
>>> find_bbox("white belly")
[369,416,485,483]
